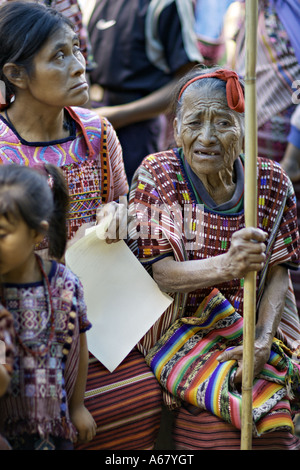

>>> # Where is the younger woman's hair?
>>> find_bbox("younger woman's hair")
[0,1,74,106]
[0,164,69,260]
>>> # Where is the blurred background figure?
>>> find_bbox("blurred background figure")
[284,105,300,183]
[193,0,236,66]
[86,0,202,184]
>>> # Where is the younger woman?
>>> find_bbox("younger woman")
[0,164,96,450]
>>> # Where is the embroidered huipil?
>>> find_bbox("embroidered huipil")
[128,149,300,355]
[0,262,91,440]
[0,106,128,241]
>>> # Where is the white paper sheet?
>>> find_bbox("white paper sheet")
[65,227,173,372]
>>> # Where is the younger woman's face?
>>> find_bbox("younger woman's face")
[0,214,43,283]
[24,24,89,108]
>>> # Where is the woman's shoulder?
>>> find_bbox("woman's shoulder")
[140,148,181,173]
[257,156,290,185]
[70,106,118,148]
[256,156,295,203]
[70,106,103,132]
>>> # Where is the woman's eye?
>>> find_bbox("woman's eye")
[217,119,231,127]
[73,45,82,55]
[55,51,65,60]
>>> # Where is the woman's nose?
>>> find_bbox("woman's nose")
[198,123,216,145]
[71,53,86,76]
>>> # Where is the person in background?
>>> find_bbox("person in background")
[193,0,235,66]
[0,1,163,450]
[87,0,202,184]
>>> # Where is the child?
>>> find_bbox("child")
[0,164,96,450]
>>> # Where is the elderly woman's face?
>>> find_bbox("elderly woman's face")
[174,87,244,176]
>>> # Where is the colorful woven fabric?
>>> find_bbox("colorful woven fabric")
[0,105,162,450]
[75,349,162,450]
[0,107,128,240]
[257,105,295,163]
[0,304,15,376]
[0,261,91,442]
[173,408,300,450]
[146,288,300,436]
[128,149,300,357]
[0,305,15,449]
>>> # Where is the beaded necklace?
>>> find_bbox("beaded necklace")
[0,254,56,357]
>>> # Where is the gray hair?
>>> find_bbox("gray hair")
[172,66,245,135]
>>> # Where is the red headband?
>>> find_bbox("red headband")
[178,69,245,113]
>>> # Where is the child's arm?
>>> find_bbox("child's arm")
[68,332,97,443]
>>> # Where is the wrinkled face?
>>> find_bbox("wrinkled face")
[25,24,89,108]
[174,87,244,176]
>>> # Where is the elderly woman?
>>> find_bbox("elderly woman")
[128,66,300,450]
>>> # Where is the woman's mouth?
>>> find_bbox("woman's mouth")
[194,150,220,156]
[71,81,88,90]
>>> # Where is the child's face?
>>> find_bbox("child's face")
[0,214,44,283]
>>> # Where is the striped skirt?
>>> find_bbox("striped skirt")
[75,348,162,450]
[173,408,300,450]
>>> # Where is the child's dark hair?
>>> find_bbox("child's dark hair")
[0,1,74,107]
[0,164,69,260]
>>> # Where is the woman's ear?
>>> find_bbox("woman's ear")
[173,117,182,147]
[2,63,28,90]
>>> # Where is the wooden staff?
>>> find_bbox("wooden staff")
[241,0,258,450]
